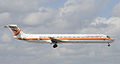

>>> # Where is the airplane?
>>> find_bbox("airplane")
[4,24,114,48]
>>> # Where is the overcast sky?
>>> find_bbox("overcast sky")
[0,0,120,64]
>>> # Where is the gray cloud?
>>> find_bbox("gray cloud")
[0,0,56,13]
[112,2,120,17]
[23,7,56,25]
[0,12,11,23]
[21,0,115,33]
[78,17,120,35]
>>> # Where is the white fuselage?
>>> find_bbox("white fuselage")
[17,34,114,43]
[5,24,114,48]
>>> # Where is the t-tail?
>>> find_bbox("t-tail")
[4,24,25,39]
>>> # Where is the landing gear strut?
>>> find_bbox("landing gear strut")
[108,43,110,47]
[53,44,58,48]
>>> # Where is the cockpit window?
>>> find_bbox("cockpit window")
[107,36,110,38]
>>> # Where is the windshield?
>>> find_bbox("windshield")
[107,36,110,38]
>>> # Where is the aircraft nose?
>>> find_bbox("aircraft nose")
[111,39,114,42]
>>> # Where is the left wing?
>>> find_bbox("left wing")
[49,37,63,43]
[48,37,63,48]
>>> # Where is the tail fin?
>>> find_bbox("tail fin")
[4,24,25,38]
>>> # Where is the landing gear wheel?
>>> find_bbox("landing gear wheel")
[108,43,110,47]
[53,44,58,48]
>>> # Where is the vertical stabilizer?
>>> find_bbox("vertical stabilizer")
[4,25,25,38]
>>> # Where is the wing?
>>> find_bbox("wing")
[49,37,62,43]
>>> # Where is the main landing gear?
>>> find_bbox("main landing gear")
[53,43,58,48]
[108,43,110,47]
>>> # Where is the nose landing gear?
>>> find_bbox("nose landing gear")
[53,44,58,48]
[108,43,110,47]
